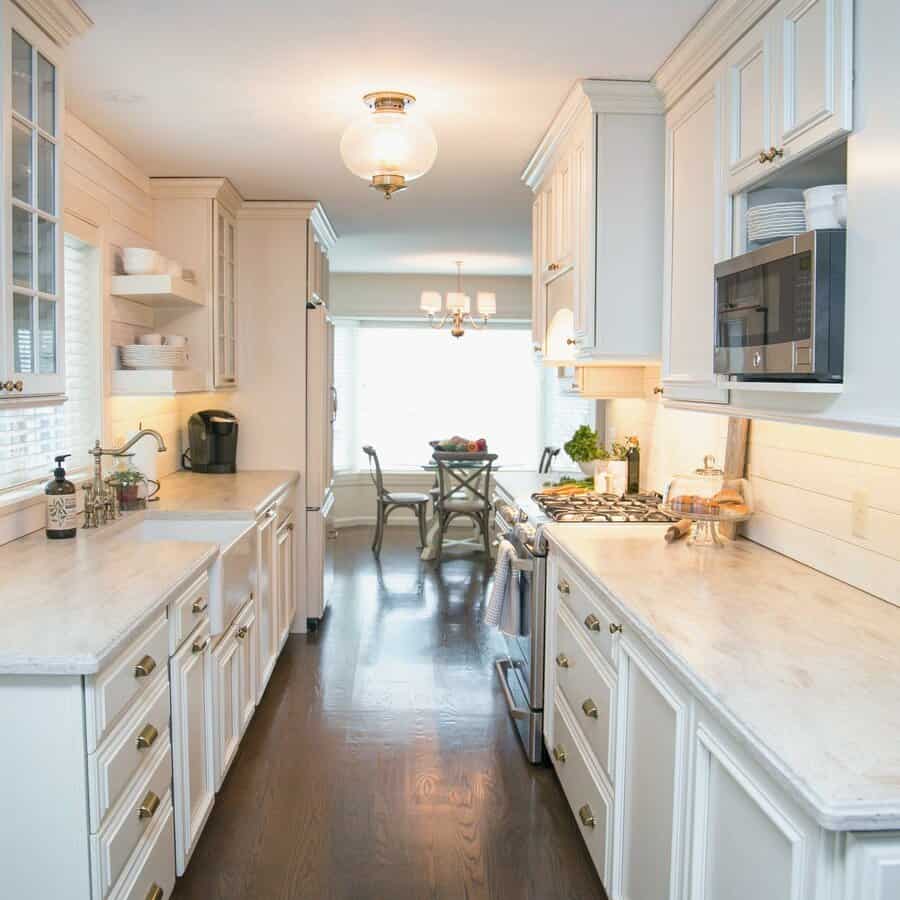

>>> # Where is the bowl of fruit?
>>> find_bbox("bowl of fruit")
[430,436,488,453]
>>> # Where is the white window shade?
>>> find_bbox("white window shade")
[0,234,100,492]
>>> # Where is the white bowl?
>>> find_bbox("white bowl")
[122,248,159,275]
[804,184,847,206]
[834,193,848,227]
[163,335,187,347]
[138,333,164,346]
[806,205,841,229]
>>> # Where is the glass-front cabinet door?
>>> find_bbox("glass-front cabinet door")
[213,200,237,388]
[2,6,64,398]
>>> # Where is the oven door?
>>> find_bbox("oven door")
[714,233,814,376]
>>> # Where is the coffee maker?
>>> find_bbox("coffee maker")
[184,410,238,473]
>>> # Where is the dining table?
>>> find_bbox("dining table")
[419,458,500,561]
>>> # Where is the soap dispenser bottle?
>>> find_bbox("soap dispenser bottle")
[45,454,77,539]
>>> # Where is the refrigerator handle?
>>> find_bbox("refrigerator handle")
[331,386,338,423]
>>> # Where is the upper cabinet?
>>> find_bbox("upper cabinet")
[663,68,731,404]
[1,4,65,399]
[523,80,665,374]
[150,178,243,391]
[724,0,853,193]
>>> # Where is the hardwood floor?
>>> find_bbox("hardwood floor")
[173,526,606,900]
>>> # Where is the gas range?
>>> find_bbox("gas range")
[531,490,677,524]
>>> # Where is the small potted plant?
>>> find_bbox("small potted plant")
[564,426,608,477]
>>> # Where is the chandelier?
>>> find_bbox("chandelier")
[420,262,496,338]
[339,91,438,199]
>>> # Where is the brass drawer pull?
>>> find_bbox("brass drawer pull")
[547,262,560,272]
[191,597,208,614]
[557,579,570,596]
[237,625,249,640]
[609,623,623,635]
[552,745,567,763]
[582,698,599,719]
[134,655,156,678]
[138,790,160,820]
[584,613,601,632]
[555,653,570,669]
[136,724,158,750]
[192,636,210,654]
[145,886,164,900]
[578,804,595,828]
[758,150,770,164]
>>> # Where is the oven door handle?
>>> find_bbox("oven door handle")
[511,557,534,573]
[495,659,530,720]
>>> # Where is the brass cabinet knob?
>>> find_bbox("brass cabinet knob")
[138,790,161,820]
[13,381,23,392]
[145,885,164,900]
[557,579,570,596]
[769,146,784,161]
[578,804,596,828]
[566,338,578,346]
[555,652,570,669]
[192,636,210,654]
[533,343,542,351]
[552,745,567,763]
[136,724,159,750]
[191,597,208,614]
[237,625,249,640]
[547,262,560,272]
[653,386,664,395]
[758,150,770,164]
[582,698,599,719]
[584,613,601,632]
[1,380,13,392]
[133,655,156,678]
[609,623,623,635]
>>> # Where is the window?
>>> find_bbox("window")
[539,367,597,469]
[0,234,100,492]
[333,320,594,473]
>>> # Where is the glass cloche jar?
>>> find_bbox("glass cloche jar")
[662,454,753,547]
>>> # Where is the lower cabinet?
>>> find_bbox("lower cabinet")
[276,515,295,649]
[256,505,279,701]
[169,620,215,875]
[212,597,257,789]
[612,633,690,900]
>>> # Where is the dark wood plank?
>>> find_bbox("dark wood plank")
[173,527,607,900]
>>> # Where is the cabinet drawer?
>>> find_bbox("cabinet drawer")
[554,605,616,782]
[88,676,171,832]
[90,738,172,900]
[550,690,613,884]
[554,562,621,669]
[169,572,210,655]
[108,798,175,900]
[86,614,170,752]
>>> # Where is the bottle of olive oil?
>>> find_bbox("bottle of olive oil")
[45,454,77,539]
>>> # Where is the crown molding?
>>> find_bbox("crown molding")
[150,177,243,215]
[653,0,778,109]
[13,0,92,46]
[522,79,662,190]
[237,201,338,246]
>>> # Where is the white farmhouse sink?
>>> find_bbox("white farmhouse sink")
[130,518,256,635]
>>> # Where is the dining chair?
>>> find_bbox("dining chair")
[363,445,430,557]
[538,446,561,473]
[432,451,498,560]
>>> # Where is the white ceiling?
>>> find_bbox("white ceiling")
[68,0,712,275]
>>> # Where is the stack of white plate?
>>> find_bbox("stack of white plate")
[120,344,189,370]
[747,202,807,243]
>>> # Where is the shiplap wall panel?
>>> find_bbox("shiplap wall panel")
[604,398,900,605]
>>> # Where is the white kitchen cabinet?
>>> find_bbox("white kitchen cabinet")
[151,177,243,392]
[213,200,238,387]
[524,81,664,372]
[688,711,821,900]
[844,833,900,900]
[530,193,545,353]
[212,598,257,789]
[612,632,690,900]
[772,0,853,162]
[256,505,278,701]
[170,620,215,875]
[662,68,731,404]
[724,0,853,193]
[276,514,295,649]
[0,3,65,399]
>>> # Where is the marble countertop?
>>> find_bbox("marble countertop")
[0,518,216,675]
[153,469,299,519]
[545,525,900,830]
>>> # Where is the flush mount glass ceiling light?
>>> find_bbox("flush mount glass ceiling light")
[340,91,437,199]
[420,262,495,338]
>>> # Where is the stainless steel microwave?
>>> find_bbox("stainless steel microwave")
[714,230,845,382]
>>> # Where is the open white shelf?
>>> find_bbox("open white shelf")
[718,378,844,394]
[111,368,207,396]
[111,274,202,308]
